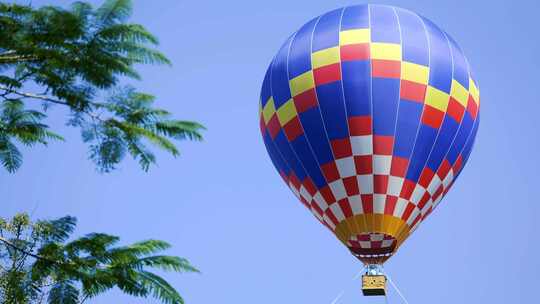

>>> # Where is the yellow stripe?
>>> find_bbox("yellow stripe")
[276,99,297,125]
[339,29,371,45]
[370,43,401,61]
[333,214,411,249]
[425,86,450,112]
[262,97,276,124]
[469,78,480,105]
[450,79,469,108]
[401,61,429,84]
[311,47,340,69]
[289,71,315,96]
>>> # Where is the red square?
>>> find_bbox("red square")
[390,157,408,177]
[288,172,301,189]
[385,195,398,215]
[400,80,426,103]
[410,213,422,227]
[331,138,352,159]
[283,116,303,141]
[466,95,479,119]
[401,202,416,221]
[358,234,371,241]
[361,194,373,213]
[320,185,336,204]
[421,105,444,129]
[293,88,318,113]
[324,209,339,226]
[259,115,266,135]
[349,116,372,136]
[433,184,444,201]
[371,241,382,248]
[418,168,435,188]
[267,115,281,139]
[371,59,400,78]
[417,192,431,209]
[373,135,394,155]
[321,161,340,182]
[447,97,465,122]
[338,198,353,218]
[314,63,341,86]
[311,201,324,216]
[302,177,317,196]
[354,155,373,174]
[437,159,452,179]
[340,43,370,61]
[343,176,359,196]
[399,179,416,200]
[374,175,388,194]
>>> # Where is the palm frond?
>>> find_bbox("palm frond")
[48,281,79,304]
[95,0,132,27]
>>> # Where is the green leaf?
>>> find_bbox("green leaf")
[0,137,22,172]
[48,281,79,304]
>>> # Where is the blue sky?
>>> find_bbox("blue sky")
[2,0,539,303]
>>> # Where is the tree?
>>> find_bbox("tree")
[0,213,199,304]
[0,0,204,173]
[1,1,202,303]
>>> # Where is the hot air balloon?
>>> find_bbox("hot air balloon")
[259,4,479,296]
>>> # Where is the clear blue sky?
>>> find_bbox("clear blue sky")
[2,0,539,303]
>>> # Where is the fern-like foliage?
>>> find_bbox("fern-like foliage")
[0,0,204,173]
[0,213,198,304]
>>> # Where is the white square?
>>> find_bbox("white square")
[359,241,371,248]
[373,155,391,175]
[357,174,373,194]
[406,207,420,226]
[299,185,313,202]
[335,157,356,178]
[349,195,363,215]
[427,175,442,195]
[382,239,394,247]
[420,199,433,216]
[311,208,324,222]
[373,194,386,214]
[330,203,346,221]
[442,170,454,188]
[313,192,328,211]
[387,176,404,196]
[371,234,384,241]
[393,198,409,218]
[329,180,347,201]
[351,135,373,156]
[410,184,426,205]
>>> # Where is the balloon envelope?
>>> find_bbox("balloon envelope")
[259,4,480,264]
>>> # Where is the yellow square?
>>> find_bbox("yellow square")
[401,62,429,84]
[311,47,340,69]
[339,29,371,45]
[276,99,297,126]
[450,79,469,108]
[290,71,315,96]
[425,86,450,112]
[262,97,276,124]
[469,78,480,105]
[370,43,401,61]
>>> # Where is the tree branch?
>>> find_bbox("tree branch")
[0,236,57,265]
[0,85,69,106]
